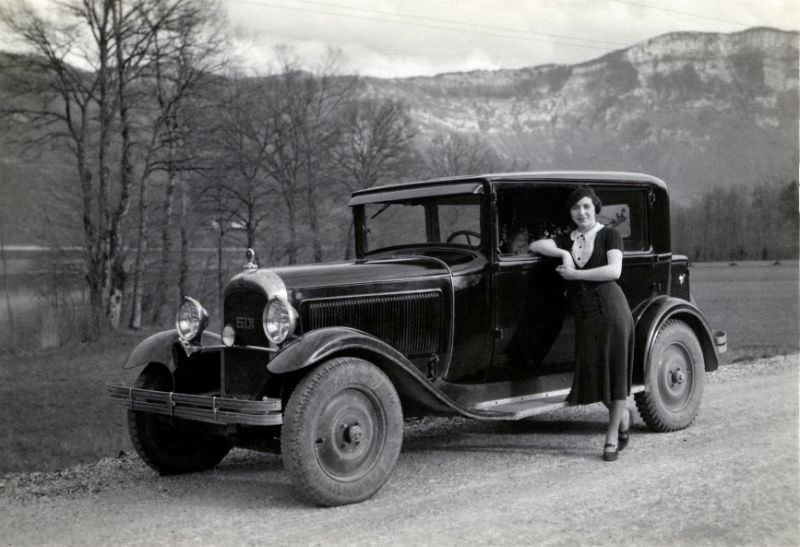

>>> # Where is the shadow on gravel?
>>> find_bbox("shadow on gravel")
[401,416,649,461]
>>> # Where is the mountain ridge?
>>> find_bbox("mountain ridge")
[356,27,797,203]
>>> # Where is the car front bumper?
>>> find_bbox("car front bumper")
[107,384,282,426]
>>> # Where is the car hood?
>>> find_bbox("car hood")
[272,257,452,293]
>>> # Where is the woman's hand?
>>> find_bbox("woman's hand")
[556,261,581,280]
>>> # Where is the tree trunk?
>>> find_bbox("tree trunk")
[0,221,16,352]
[128,175,148,329]
[178,174,190,301]
[306,180,323,262]
[216,221,225,327]
[287,199,297,265]
[150,130,179,324]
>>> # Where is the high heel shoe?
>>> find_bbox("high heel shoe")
[603,442,618,462]
[618,408,632,451]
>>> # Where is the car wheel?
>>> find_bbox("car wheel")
[281,357,404,506]
[128,364,231,475]
[635,320,705,432]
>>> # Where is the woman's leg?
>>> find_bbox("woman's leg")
[605,399,627,448]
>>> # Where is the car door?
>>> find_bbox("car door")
[489,184,575,381]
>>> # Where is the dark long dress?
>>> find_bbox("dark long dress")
[556,226,634,405]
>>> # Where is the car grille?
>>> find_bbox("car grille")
[224,291,267,347]
[303,291,443,356]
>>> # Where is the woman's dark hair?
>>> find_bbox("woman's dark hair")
[565,185,602,214]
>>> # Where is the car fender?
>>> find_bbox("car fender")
[632,296,720,383]
[122,329,222,379]
[268,327,468,416]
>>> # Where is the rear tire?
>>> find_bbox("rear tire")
[635,320,705,432]
[128,364,231,475]
[281,357,403,506]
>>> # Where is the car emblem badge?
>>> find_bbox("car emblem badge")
[236,316,255,329]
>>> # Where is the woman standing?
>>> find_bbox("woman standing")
[529,186,634,461]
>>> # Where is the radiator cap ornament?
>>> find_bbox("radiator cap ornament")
[244,248,258,270]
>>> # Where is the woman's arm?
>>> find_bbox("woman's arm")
[529,238,573,266]
[557,249,623,281]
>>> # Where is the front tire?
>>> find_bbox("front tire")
[128,364,231,475]
[635,320,705,432]
[281,357,404,506]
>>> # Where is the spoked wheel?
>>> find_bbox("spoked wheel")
[128,364,231,475]
[635,320,705,432]
[281,357,403,506]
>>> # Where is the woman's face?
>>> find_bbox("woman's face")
[570,196,597,231]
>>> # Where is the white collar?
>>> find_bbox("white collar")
[570,222,604,241]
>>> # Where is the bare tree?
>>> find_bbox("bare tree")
[0,0,229,330]
[295,50,357,262]
[330,97,418,258]
[0,0,130,330]
[206,77,275,251]
[331,97,417,191]
[255,48,357,264]
[424,131,503,177]
[133,0,227,326]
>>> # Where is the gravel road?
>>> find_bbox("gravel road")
[2,355,797,546]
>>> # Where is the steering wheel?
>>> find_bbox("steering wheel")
[446,230,481,247]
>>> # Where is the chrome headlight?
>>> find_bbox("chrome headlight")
[175,297,209,342]
[262,297,297,344]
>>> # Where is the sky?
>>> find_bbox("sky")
[2,0,798,78]
[224,0,800,77]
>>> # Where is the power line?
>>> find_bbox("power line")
[610,0,749,27]
[233,0,630,52]
[284,0,628,47]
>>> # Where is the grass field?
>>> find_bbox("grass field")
[1,261,797,474]
[690,261,799,362]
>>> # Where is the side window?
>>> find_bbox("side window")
[595,189,649,252]
[496,185,651,257]
[496,187,571,258]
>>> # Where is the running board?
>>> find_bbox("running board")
[471,388,571,419]
[467,384,646,421]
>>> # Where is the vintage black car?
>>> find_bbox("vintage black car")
[109,171,727,506]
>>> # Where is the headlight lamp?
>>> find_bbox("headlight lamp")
[175,296,209,342]
[262,297,297,344]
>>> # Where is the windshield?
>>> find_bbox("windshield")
[361,195,482,253]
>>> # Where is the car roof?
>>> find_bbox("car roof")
[349,171,667,205]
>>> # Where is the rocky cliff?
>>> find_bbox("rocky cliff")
[362,27,798,203]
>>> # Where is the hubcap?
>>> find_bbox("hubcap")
[313,388,385,481]
[670,369,685,386]
[344,424,364,444]
[658,343,694,410]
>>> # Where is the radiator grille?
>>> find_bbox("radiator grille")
[304,291,442,356]
[224,291,268,347]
